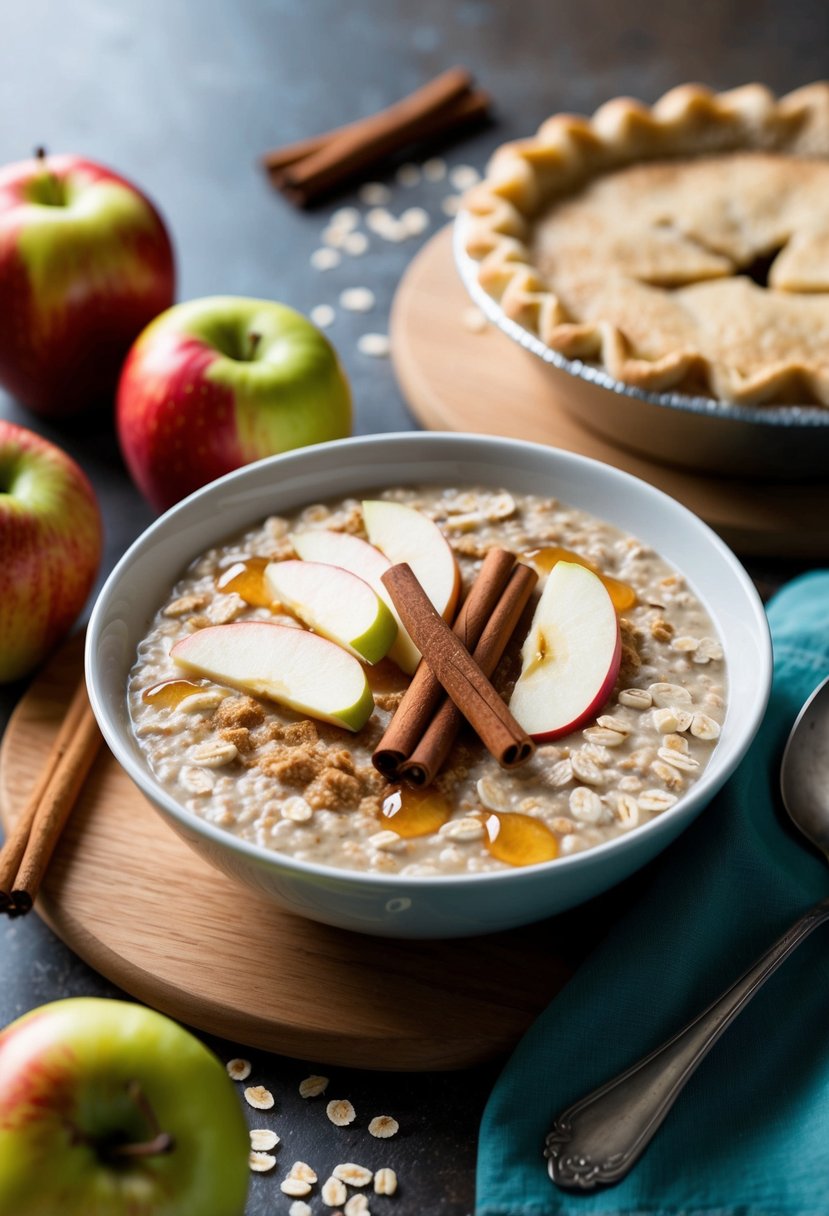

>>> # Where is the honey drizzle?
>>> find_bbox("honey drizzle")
[216,556,273,607]
[381,785,451,838]
[142,678,203,708]
[482,811,559,866]
[522,546,636,612]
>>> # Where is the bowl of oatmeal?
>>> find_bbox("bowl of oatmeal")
[86,432,771,938]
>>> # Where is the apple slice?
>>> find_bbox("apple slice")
[264,559,396,664]
[362,500,461,626]
[508,561,621,742]
[291,529,419,673]
[171,621,374,731]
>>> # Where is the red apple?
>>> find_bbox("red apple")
[508,561,621,741]
[0,421,102,683]
[0,997,249,1216]
[0,151,174,417]
[116,295,352,512]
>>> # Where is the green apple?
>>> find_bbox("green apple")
[171,620,374,731]
[0,998,249,1216]
[264,559,397,663]
[116,295,352,511]
[0,420,102,683]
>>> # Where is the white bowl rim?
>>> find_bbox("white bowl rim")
[454,211,829,431]
[86,431,772,890]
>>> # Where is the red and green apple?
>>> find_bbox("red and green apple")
[116,295,352,512]
[0,421,102,683]
[0,151,174,417]
[508,561,621,741]
[0,997,249,1216]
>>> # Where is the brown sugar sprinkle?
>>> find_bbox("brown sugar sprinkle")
[326,748,356,774]
[375,690,405,713]
[260,748,319,785]
[273,720,319,748]
[306,769,363,811]
[219,725,254,753]
[212,696,265,730]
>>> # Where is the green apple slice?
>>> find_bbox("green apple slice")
[291,528,420,673]
[171,621,374,731]
[264,559,396,664]
[361,499,461,624]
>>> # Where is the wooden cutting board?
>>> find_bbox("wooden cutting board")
[391,226,829,558]
[0,636,580,1071]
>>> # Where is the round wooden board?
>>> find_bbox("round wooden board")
[391,226,829,558]
[0,637,575,1072]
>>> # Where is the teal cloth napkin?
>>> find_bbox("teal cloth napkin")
[477,571,829,1216]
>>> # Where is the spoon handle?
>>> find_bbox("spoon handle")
[545,896,829,1191]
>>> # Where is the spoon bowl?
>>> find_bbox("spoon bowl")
[780,675,829,857]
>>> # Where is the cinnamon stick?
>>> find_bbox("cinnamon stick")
[400,562,538,787]
[267,68,490,206]
[5,685,102,916]
[0,678,90,910]
[381,563,534,772]
[372,548,515,779]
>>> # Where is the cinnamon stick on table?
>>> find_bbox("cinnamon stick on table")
[401,562,538,788]
[372,547,516,780]
[0,680,102,917]
[263,66,491,206]
[381,563,534,772]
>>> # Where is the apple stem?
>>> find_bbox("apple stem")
[247,331,261,360]
[108,1131,176,1160]
[33,146,63,207]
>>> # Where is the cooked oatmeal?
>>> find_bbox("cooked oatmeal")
[128,486,727,875]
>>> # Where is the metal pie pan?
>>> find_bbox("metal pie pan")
[454,214,829,481]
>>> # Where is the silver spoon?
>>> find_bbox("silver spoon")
[545,674,829,1192]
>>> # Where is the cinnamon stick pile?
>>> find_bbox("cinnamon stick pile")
[374,551,538,787]
[262,67,491,207]
[0,679,101,917]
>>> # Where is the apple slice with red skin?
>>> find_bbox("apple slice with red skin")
[508,561,621,742]
[171,620,374,731]
[264,559,396,664]
[291,528,420,673]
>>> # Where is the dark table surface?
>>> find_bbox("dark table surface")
[1,2,827,1212]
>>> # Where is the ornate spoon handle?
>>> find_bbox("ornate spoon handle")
[545,897,829,1192]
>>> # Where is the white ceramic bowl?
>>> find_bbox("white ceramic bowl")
[86,433,771,939]
[454,214,829,482]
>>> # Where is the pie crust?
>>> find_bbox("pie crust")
[463,84,829,406]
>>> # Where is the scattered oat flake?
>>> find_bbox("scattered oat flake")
[423,156,447,180]
[333,1162,373,1186]
[311,247,342,270]
[249,1150,277,1172]
[340,287,375,312]
[331,206,360,230]
[322,1176,348,1206]
[250,1128,280,1151]
[450,163,481,190]
[244,1084,275,1110]
[374,1167,398,1195]
[396,162,420,186]
[289,1162,318,1184]
[226,1058,251,1081]
[344,1195,370,1216]
[343,231,369,256]
[359,181,392,205]
[441,194,461,216]
[401,206,430,235]
[299,1073,329,1098]
[281,1178,312,1197]
[462,306,487,333]
[310,304,336,329]
[289,1203,313,1216]
[322,225,350,248]
[357,333,390,358]
[327,1098,356,1126]
[368,1114,399,1138]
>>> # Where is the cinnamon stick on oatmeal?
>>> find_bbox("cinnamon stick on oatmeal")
[381,563,534,771]
[372,547,516,779]
[400,562,538,788]
[3,682,102,916]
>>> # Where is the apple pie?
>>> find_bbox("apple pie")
[463,83,829,406]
